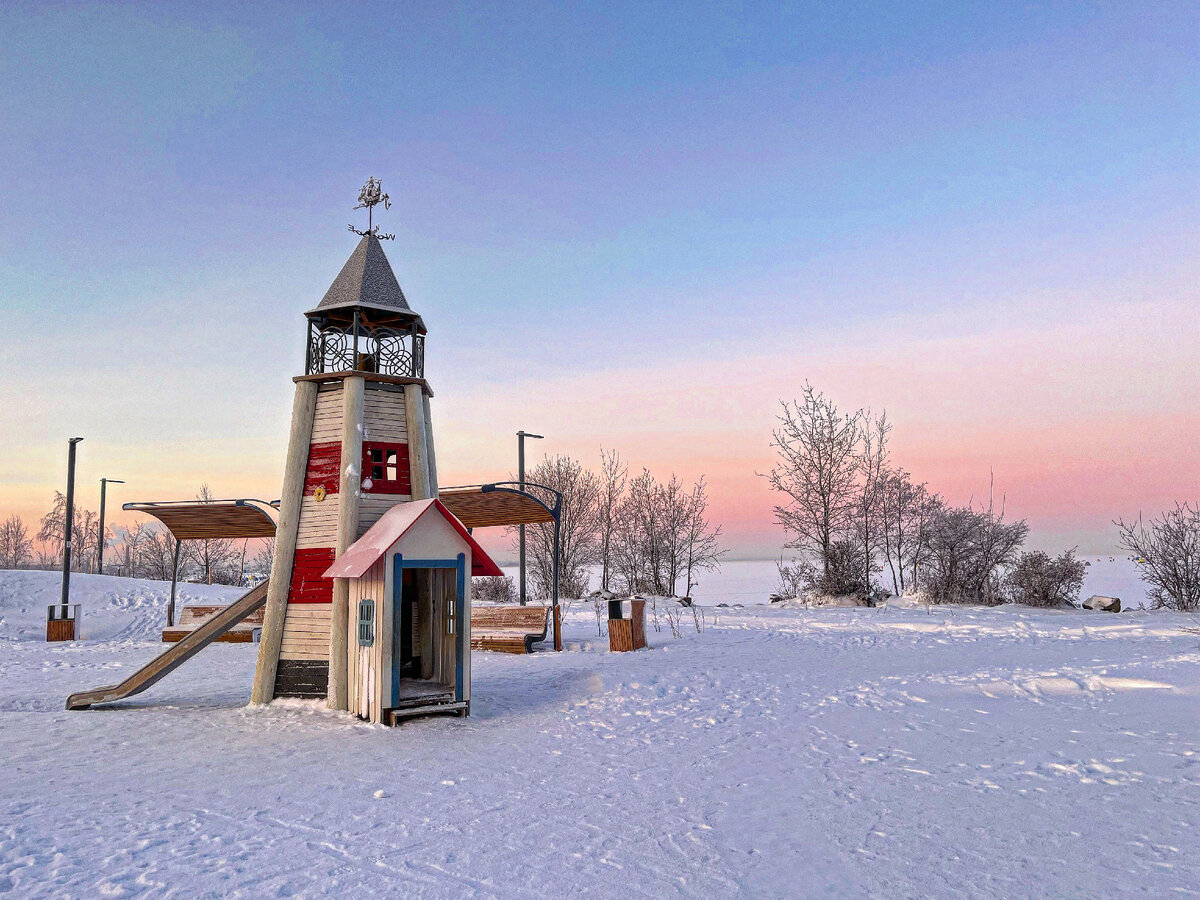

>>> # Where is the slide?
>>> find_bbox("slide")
[66,579,270,710]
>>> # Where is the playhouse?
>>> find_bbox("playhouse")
[323,498,501,723]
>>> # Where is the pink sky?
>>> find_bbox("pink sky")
[6,284,1191,563]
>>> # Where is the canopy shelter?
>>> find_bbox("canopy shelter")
[438,482,563,650]
[123,499,278,627]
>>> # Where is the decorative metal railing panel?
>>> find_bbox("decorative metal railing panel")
[306,322,425,378]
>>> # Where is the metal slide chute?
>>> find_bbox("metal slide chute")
[66,579,270,710]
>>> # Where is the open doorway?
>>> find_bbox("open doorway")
[389,557,466,717]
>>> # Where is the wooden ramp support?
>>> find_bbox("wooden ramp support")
[66,580,270,710]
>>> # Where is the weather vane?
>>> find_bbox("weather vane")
[348,176,396,240]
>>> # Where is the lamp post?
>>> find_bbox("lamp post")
[60,437,84,616]
[516,430,544,606]
[97,478,125,574]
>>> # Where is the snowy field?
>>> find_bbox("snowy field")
[1,565,1197,897]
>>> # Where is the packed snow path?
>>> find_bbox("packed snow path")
[1,575,1197,896]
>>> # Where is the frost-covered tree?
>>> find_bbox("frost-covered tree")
[36,491,99,571]
[0,515,33,568]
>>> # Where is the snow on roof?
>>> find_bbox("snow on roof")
[323,498,503,579]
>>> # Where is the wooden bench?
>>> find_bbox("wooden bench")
[162,604,266,643]
[470,605,550,654]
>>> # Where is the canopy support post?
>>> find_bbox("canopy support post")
[168,540,182,628]
[552,513,562,651]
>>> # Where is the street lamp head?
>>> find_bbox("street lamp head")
[101,478,126,485]
[69,437,83,444]
[517,431,544,440]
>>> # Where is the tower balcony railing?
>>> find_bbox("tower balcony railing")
[305,320,425,379]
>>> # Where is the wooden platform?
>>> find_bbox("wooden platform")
[163,603,265,643]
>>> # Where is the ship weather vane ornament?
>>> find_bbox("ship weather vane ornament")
[348,176,396,240]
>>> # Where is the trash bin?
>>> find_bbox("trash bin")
[608,598,647,652]
[47,604,79,642]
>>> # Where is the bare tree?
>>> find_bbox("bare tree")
[852,410,890,600]
[880,472,941,596]
[681,477,724,597]
[118,521,152,578]
[597,448,627,591]
[766,385,862,581]
[517,455,601,600]
[250,537,276,578]
[1117,502,1200,611]
[613,469,668,594]
[0,515,33,568]
[138,527,184,581]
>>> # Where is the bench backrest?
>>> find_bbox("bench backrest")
[471,605,549,631]
[177,604,266,627]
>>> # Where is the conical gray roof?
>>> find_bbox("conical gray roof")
[307,234,421,322]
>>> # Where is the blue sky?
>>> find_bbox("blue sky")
[2,2,1197,556]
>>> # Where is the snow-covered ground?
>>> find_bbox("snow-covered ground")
[1,565,1196,897]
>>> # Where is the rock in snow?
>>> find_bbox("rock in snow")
[1082,594,1122,612]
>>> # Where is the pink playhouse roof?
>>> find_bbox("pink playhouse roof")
[323,498,503,579]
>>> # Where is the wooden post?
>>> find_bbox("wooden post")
[403,383,431,500]
[554,604,563,652]
[329,375,364,710]
[251,380,317,705]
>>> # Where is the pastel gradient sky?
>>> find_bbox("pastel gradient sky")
[1,2,1196,560]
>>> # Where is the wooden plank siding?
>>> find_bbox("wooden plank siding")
[349,558,388,721]
[280,604,332,661]
[295,495,339,549]
[361,387,407,443]
[357,496,405,537]
[309,386,345,443]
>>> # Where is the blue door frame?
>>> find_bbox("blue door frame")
[391,553,467,705]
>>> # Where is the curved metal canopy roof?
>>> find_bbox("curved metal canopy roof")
[123,500,278,540]
[437,484,558,529]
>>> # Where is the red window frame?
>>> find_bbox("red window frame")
[361,442,410,495]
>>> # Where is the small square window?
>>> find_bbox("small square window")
[361,442,410,495]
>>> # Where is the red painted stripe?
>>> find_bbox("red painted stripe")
[288,547,335,604]
[304,441,342,496]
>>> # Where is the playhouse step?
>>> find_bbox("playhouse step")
[385,700,468,725]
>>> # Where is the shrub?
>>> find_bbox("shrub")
[1005,549,1086,608]
[774,541,871,600]
[473,575,516,605]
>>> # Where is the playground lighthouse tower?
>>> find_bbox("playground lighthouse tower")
[252,178,438,710]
